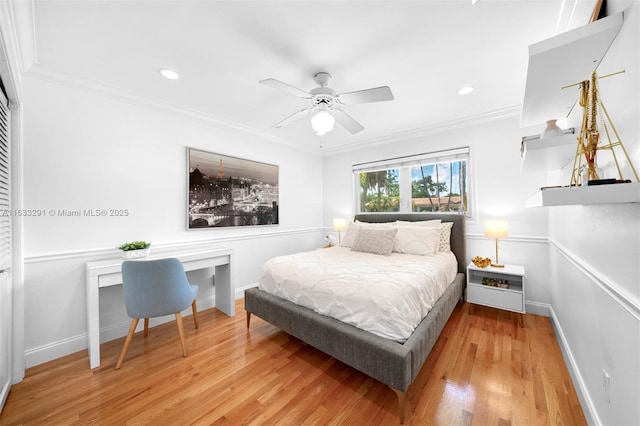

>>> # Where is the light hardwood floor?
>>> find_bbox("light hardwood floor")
[1,299,586,425]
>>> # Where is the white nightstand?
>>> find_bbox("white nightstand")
[467,263,526,319]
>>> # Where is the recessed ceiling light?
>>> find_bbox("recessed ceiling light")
[457,86,474,95]
[159,68,179,80]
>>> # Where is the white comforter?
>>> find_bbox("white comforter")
[258,247,458,342]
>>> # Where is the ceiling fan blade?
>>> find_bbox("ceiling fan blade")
[273,108,314,128]
[337,86,394,105]
[332,109,364,134]
[259,78,311,99]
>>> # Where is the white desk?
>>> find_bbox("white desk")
[86,247,234,369]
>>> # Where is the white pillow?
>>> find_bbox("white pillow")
[357,220,393,228]
[351,227,398,256]
[340,222,360,247]
[438,222,454,253]
[393,226,441,255]
[393,219,453,253]
[342,221,393,248]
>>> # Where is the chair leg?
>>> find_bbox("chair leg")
[191,300,199,329]
[116,318,140,370]
[175,312,188,357]
[144,318,149,337]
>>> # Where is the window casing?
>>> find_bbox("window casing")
[353,147,471,216]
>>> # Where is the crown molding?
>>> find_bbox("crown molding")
[321,105,521,156]
[0,0,37,101]
[13,0,37,73]
[22,61,521,159]
[24,63,322,156]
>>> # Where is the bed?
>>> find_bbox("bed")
[244,213,466,423]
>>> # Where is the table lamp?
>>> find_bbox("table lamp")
[484,220,508,268]
[333,218,346,244]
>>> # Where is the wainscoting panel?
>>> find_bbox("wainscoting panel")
[23,229,324,368]
[548,238,640,426]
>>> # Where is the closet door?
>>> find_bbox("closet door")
[0,88,11,412]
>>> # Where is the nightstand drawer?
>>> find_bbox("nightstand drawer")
[468,284,523,313]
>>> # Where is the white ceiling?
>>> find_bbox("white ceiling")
[18,0,597,152]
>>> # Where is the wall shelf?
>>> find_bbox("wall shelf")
[520,128,576,172]
[525,183,640,208]
[520,12,624,128]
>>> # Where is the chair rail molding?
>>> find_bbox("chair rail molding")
[24,227,324,264]
[548,237,640,319]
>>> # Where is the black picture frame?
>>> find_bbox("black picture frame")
[187,148,279,229]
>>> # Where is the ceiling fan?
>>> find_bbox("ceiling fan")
[259,72,394,135]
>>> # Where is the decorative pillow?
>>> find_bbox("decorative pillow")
[342,221,393,247]
[393,226,440,255]
[356,220,393,228]
[340,222,360,247]
[351,227,398,256]
[438,222,454,252]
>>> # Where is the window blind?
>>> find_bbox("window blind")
[352,147,469,173]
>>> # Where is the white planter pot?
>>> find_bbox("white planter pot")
[122,248,150,259]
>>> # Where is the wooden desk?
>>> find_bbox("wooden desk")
[86,247,234,369]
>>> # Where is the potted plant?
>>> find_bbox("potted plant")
[117,241,151,259]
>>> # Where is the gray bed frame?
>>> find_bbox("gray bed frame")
[245,213,466,423]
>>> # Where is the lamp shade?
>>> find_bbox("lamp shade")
[311,105,335,135]
[484,220,508,239]
[332,218,346,231]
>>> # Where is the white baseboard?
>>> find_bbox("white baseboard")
[548,305,599,426]
[25,286,254,369]
[0,379,10,413]
[25,333,88,368]
[472,298,596,424]
[523,301,599,423]
[524,300,551,317]
[19,280,600,426]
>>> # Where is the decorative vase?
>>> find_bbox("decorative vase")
[541,119,561,139]
[122,248,150,259]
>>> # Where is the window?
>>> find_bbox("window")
[354,147,471,216]
[358,169,400,212]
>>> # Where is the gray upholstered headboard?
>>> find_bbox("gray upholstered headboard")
[353,213,467,274]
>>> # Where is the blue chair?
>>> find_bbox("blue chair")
[115,258,199,369]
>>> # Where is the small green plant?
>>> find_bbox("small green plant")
[116,241,151,251]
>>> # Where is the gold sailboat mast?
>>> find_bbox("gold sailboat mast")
[566,70,639,185]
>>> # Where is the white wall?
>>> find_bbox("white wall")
[20,75,325,366]
[13,1,640,423]
[322,2,640,425]
[23,77,323,253]
[546,1,640,425]
[322,113,552,309]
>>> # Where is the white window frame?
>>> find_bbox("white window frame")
[352,147,473,218]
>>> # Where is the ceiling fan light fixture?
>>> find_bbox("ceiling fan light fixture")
[311,106,335,136]
[260,72,393,135]
[158,68,180,80]
[457,86,474,95]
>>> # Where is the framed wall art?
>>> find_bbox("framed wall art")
[187,148,279,229]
